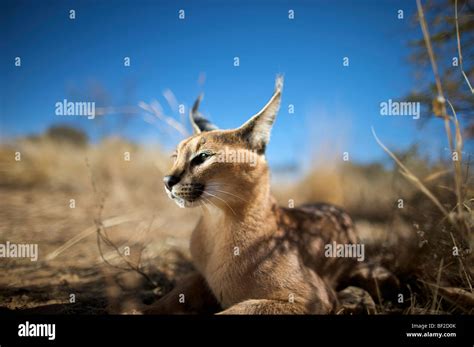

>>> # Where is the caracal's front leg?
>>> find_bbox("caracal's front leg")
[143,272,220,314]
[217,299,309,314]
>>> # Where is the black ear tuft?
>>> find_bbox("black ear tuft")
[190,95,218,133]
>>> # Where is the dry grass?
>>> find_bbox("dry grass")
[358,0,473,314]
[0,128,471,314]
[0,0,472,312]
[0,136,199,313]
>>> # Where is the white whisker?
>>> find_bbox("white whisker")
[201,195,219,211]
[206,187,246,202]
[203,191,237,216]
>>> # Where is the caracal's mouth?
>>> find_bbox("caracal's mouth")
[164,184,205,208]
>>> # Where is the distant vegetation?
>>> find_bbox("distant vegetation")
[45,125,89,147]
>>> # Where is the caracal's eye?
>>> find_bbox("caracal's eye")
[191,152,212,166]
[171,152,178,162]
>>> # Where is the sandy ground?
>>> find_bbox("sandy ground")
[1,185,468,315]
[0,188,200,314]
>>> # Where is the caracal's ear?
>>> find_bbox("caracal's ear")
[235,75,283,154]
[189,94,218,134]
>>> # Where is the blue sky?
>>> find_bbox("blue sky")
[0,0,461,172]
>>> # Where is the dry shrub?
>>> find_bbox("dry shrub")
[0,136,169,196]
[277,156,424,222]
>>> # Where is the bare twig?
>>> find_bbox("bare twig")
[86,158,158,287]
[430,258,444,312]
[419,279,473,313]
[446,99,465,220]
[416,0,469,236]
[371,127,452,222]
[454,0,474,94]
[96,222,157,287]
[416,0,454,154]
[45,215,137,260]
[139,100,188,137]
[449,232,473,292]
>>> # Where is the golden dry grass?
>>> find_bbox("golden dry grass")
[0,132,471,314]
[0,137,199,313]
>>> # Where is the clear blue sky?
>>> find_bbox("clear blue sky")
[0,0,458,172]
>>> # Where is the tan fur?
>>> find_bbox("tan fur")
[144,77,397,315]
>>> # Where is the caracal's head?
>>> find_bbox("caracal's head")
[163,76,283,210]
